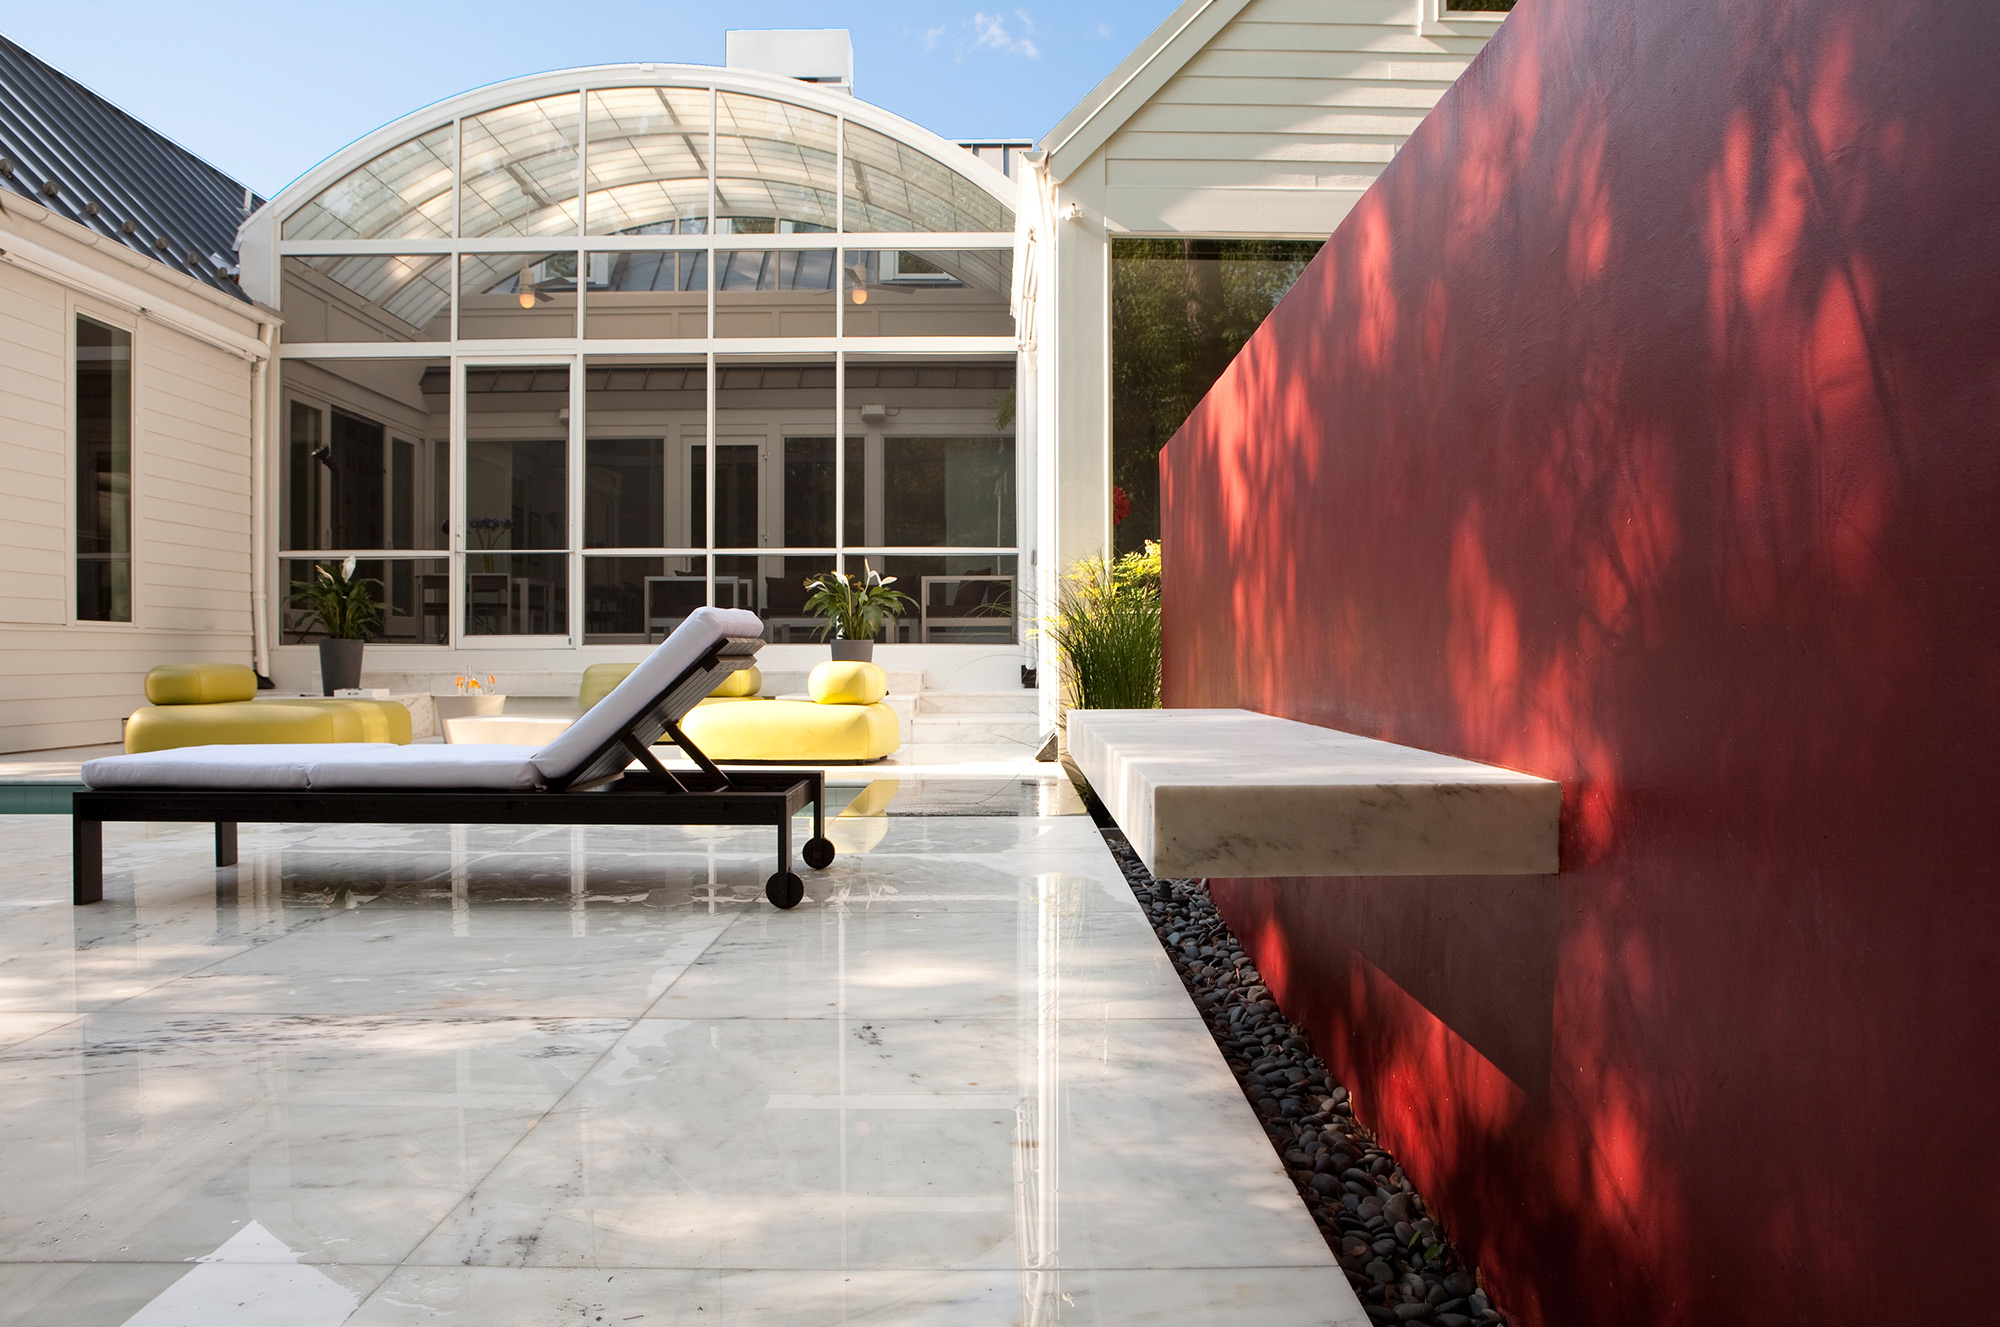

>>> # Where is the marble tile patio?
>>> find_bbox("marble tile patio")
[0,780,1361,1325]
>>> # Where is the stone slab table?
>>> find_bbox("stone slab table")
[1066,708,1560,879]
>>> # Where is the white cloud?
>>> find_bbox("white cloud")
[970,10,1041,59]
[1096,20,1112,37]
[923,23,946,51]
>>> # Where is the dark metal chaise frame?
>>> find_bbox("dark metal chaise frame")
[72,632,837,910]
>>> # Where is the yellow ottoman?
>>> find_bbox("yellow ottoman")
[123,664,413,754]
[679,661,901,763]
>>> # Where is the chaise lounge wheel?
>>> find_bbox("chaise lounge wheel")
[802,836,836,870]
[766,871,805,909]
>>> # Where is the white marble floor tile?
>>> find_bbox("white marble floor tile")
[110,924,733,1018]
[406,1016,1324,1273]
[0,1013,627,1268]
[0,1257,388,1327]
[647,902,1190,1021]
[345,1265,1362,1326]
[0,812,1353,1323]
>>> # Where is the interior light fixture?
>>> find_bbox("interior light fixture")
[847,262,869,304]
[517,264,538,309]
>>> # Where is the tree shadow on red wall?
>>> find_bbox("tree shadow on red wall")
[1162,0,2000,1324]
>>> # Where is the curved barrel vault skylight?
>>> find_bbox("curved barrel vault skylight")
[273,68,1012,243]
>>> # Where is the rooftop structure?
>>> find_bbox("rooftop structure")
[0,34,261,295]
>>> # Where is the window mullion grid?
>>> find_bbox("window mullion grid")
[451,115,463,341]
[448,355,467,648]
[834,116,846,581]
[573,88,588,343]
[704,348,716,609]
[568,354,585,646]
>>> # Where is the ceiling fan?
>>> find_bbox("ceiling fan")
[516,264,555,309]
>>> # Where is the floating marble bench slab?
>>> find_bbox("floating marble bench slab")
[1066,708,1560,879]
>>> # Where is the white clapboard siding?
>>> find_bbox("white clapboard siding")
[0,259,71,624]
[1096,0,1501,235]
[0,227,259,754]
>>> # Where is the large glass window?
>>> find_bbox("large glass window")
[715,248,836,337]
[461,95,581,239]
[584,246,708,340]
[283,557,451,645]
[583,359,704,543]
[280,255,452,343]
[714,93,838,233]
[282,360,449,553]
[585,87,712,236]
[75,316,132,623]
[1110,238,1323,553]
[459,252,583,340]
[275,77,1022,650]
[464,365,570,637]
[843,121,1012,234]
[283,126,453,242]
[870,555,1018,644]
[844,249,1012,337]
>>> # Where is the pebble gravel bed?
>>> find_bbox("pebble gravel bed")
[1100,825,1508,1327]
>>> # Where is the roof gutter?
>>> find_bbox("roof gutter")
[0,193,277,361]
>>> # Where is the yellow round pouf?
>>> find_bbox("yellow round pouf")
[807,661,888,706]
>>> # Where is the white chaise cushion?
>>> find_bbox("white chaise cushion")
[304,745,544,791]
[80,743,544,792]
[529,605,763,782]
[80,743,363,790]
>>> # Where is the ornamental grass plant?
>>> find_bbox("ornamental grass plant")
[1048,542,1163,711]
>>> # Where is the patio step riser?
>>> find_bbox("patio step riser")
[915,692,1039,714]
[911,716,1042,745]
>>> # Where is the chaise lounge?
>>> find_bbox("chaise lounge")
[71,608,835,910]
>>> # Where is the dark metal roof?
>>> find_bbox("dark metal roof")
[0,34,261,298]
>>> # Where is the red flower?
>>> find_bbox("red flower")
[1113,486,1132,525]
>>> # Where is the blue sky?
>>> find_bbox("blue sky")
[5,1,1177,196]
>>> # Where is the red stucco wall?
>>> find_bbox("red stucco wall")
[1158,1,2000,1323]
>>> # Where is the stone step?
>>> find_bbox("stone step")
[916,691,1039,714]
[910,713,1043,745]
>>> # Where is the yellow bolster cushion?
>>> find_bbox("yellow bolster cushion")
[579,662,762,711]
[710,666,762,698]
[124,698,412,754]
[144,664,259,706]
[808,660,887,706]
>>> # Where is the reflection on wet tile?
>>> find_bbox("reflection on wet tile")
[0,811,1351,1324]
[409,1016,1320,1273]
[0,1012,627,1268]
[648,897,1189,1020]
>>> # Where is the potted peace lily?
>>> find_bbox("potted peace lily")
[291,556,381,695]
[802,564,912,663]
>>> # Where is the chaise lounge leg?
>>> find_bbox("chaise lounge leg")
[74,816,102,906]
[763,809,805,909]
[215,822,238,869]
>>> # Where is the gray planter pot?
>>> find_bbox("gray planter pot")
[318,638,365,695]
[830,639,875,663]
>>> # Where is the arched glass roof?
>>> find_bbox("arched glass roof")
[276,69,1013,243]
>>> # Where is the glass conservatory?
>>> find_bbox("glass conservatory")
[250,68,1020,657]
